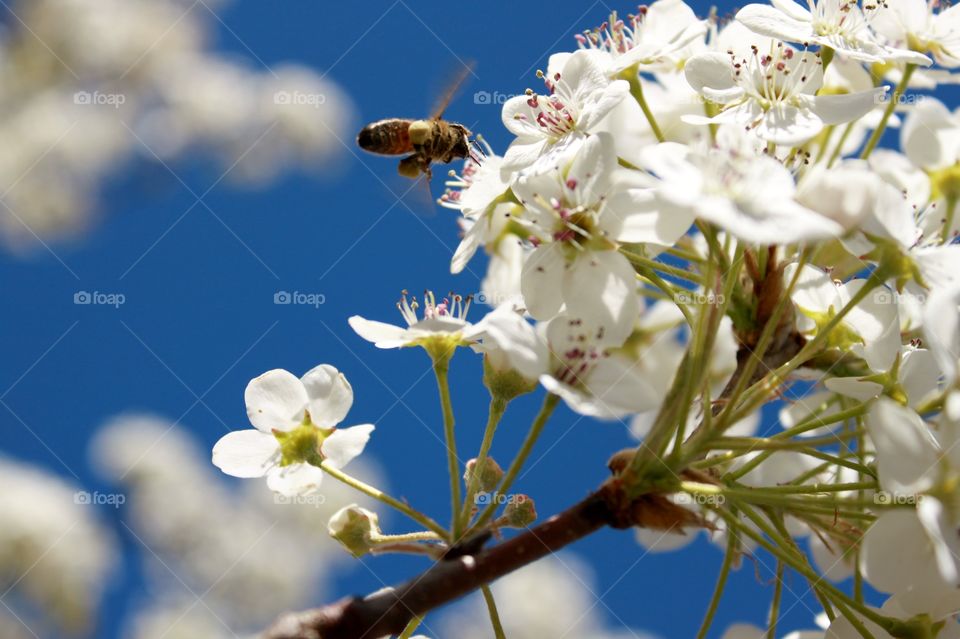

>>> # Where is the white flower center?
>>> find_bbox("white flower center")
[575,8,649,58]
[731,43,822,109]
[397,290,472,327]
[514,71,581,140]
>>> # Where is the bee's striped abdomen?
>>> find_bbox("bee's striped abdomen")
[357,119,414,156]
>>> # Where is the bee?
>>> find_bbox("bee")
[357,64,476,180]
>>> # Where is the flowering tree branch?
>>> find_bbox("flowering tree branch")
[262,477,701,639]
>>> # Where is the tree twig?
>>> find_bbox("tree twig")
[261,479,701,639]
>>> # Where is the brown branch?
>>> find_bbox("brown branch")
[261,479,700,639]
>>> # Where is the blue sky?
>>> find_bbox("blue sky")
[1,1,944,637]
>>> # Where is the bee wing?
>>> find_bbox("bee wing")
[429,61,476,121]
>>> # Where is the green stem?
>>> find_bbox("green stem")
[398,615,423,639]
[767,560,784,639]
[621,248,705,284]
[319,462,448,538]
[861,64,916,160]
[434,359,463,537]
[622,65,665,142]
[459,397,508,534]
[697,515,738,639]
[481,585,507,639]
[372,531,443,544]
[827,121,855,168]
[470,393,560,532]
[728,505,890,633]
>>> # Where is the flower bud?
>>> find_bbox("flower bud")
[502,494,537,528]
[482,356,539,402]
[328,504,381,557]
[464,457,504,493]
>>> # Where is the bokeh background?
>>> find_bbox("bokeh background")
[1,1,956,638]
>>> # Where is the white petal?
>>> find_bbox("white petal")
[301,364,353,428]
[521,244,566,321]
[348,316,411,349]
[245,369,308,433]
[212,430,278,478]
[684,52,737,95]
[754,104,824,145]
[608,188,694,246]
[584,355,661,414]
[770,0,812,22]
[812,88,887,125]
[923,284,960,383]
[866,398,939,495]
[860,510,941,596]
[809,532,855,583]
[635,525,697,553]
[736,4,813,42]
[321,424,374,469]
[824,376,884,402]
[916,496,960,587]
[563,251,639,345]
[266,462,324,496]
[472,306,548,379]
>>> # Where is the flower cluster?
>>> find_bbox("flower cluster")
[212,2,960,637]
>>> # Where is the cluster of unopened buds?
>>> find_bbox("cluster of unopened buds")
[216,1,960,637]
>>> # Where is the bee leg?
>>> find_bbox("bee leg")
[398,154,422,179]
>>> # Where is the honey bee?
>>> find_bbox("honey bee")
[357,64,476,180]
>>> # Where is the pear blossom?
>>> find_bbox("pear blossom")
[869,0,960,68]
[538,314,662,419]
[639,127,844,244]
[860,399,960,604]
[735,0,933,65]
[514,133,689,342]
[786,263,902,373]
[683,43,888,144]
[212,366,374,496]
[574,1,708,75]
[500,50,629,174]
[923,282,960,385]
[349,290,478,352]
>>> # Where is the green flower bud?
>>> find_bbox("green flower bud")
[482,356,538,402]
[464,457,504,494]
[328,504,381,557]
[502,494,537,528]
